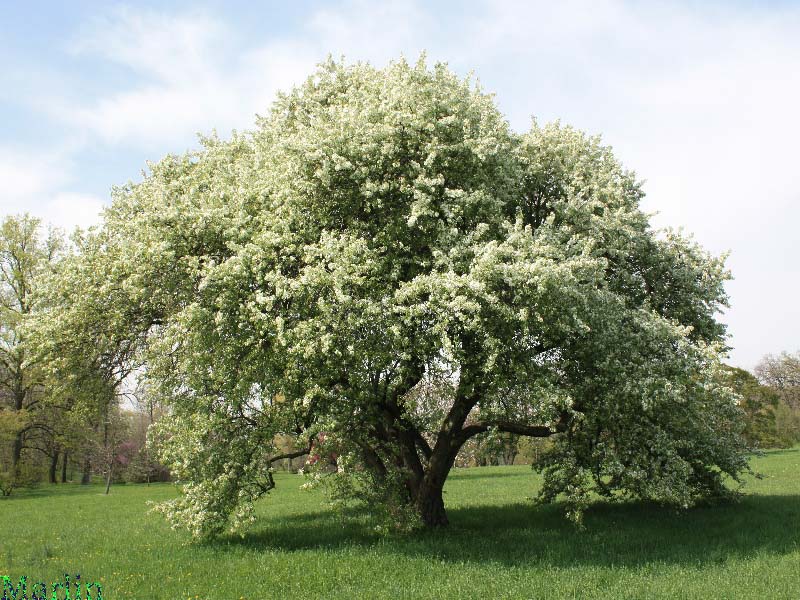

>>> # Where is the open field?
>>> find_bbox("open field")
[2,448,799,599]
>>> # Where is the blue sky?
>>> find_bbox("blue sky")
[1,0,799,368]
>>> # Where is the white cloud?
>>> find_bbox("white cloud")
[307,0,430,62]
[0,146,73,214]
[0,145,105,232]
[42,192,105,233]
[69,7,228,84]
[55,2,434,149]
[59,8,319,149]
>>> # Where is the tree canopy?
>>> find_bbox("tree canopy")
[42,58,749,538]
[0,214,64,492]
[756,351,800,409]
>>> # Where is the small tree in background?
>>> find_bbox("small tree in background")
[93,392,129,494]
[0,214,64,493]
[723,366,781,448]
[755,352,800,446]
[122,387,171,483]
[756,352,800,409]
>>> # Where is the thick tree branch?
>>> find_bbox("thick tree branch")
[458,420,553,443]
[267,446,312,465]
[413,430,433,459]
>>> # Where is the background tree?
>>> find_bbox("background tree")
[48,58,749,537]
[756,351,800,409]
[29,225,154,491]
[120,382,171,484]
[95,392,128,494]
[0,214,63,493]
[755,351,800,445]
[723,366,782,448]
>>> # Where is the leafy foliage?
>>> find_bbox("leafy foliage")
[40,57,749,537]
[723,366,782,448]
[0,214,64,493]
[755,351,800,445]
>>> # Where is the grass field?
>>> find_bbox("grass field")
[1,448,799,599]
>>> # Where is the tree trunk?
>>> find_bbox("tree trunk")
[81,458,92,485]
[10,388,25,475]
[49,451,59,484]
[11,434,23,474]
[415,442,456,527]
[416,482,449,527]
[105,464,113,495]
[61,451,68,483]
[103,417,112,494]
[412,365,482,528]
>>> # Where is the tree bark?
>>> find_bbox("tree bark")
[11,434,23,473]
[49,450,59,484]
[412,398,564,527]
[103,416,112,494]
[10,386,25,474]
[416,481,449,527]
[81,457,92,485]
[105,464,113,495]
[61,451,68,483]
[415,425,460,527]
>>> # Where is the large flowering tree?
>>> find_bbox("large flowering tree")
[45,58,748,537]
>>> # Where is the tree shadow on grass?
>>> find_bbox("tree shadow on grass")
[0,483,105,501]
[438,494,800,567]
[218,493,800,569]
[0,481,172,502]
[751,448,799,457]
[447,468,530,482]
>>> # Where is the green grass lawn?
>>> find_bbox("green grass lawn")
[2,448,799,599]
